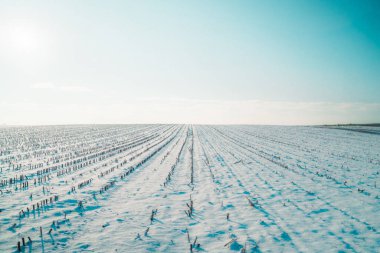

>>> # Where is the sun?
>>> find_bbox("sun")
[9,23,42,53]
[1,21,52,64]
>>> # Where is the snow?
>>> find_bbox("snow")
[0,125,379,252]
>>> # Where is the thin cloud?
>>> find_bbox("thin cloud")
[30,82,55,89]
[1,99,379,125]
[30,83,92,93]
[59,85,92,92]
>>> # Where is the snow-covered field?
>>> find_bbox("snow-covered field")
[1,125,379,252]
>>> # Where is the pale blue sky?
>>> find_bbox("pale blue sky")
[0,0,379,124]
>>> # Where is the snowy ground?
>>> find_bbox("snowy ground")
[0,125,379,252]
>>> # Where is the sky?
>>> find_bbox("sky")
[0,0,379,125]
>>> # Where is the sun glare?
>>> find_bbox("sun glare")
[7,23,44,54]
